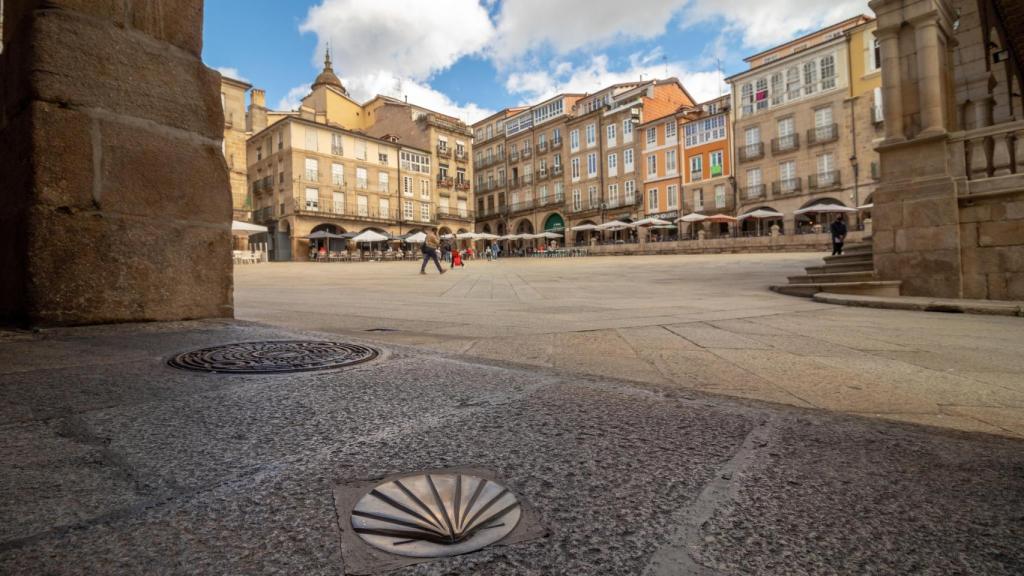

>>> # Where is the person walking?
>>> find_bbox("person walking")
[420,228,445,275]
[830,215,848,256]
[440,238,452,263]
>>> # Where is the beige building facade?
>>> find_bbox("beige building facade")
[679,95,737,236]
[221,76,252,223]
[728,15,883,235]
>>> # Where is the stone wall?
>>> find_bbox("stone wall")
[959,191,1024,299]
[584,231,867,257]
[0,1,233,326]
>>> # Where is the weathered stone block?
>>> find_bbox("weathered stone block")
[31,101,95,210]
[978,221,1024,247]
[30,10,222,138]
[1005,200,1024,220]
[961,273,988,299]
[958,203,992,223]
[1008,274,1024,300]
[98,119,231,224]
[872,229,895,254]
[986,274,1009,300]
[996,246,1024,272]
[25,207,232,325]
[903,196,958,228]
[873,199,902,231]
[894,225,959,252]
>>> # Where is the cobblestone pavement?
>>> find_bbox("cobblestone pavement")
[1,320,1022,575]
[236,253,1024,438]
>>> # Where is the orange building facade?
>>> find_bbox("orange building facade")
[679,95,735,234]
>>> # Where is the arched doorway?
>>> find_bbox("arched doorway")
[739,206,784,236]
[543,213,565,232]
[481,223,492,234]
[574,220,597,246]
[310,223,347,252]
[795,197,847,234]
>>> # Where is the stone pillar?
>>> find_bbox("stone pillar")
[877,27,906,142]
[0,1,233,326]
[913,17,947,136]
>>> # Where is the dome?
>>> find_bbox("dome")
[312,48,347,94]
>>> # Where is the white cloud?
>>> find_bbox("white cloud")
[682,0,870,49]
[505,54,726,105]
[343,72,494,124]
[299,0,494,80]
[277,83,311,111]
[493,0,690,61]
[215,67,248,83]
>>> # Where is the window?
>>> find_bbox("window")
[587,153,597,178]
[378,152,388,165]
[379,198,390,217]
[607,153,618,177]
[647,154,657,176]
[870,36,881,71]
[403,199,414,220]
[777,117,794,137]
[741,83,753,116]
[817,153,834,177]
[331,163,343,186]
[755,78,768,110]
[456,168,466,183]
[305,158,319,181]
[572,188,582,211]
[803,59,818,95]
[771,72,784,105]
[355,140,367,160]
[745,126,761,146]
[667,184,678,208]
[623,119,634,141]
[553,154,561,167]
[683,115,726,147]
[815,107,833,128]
[646,127,657,146]
[779,160,797,191]
[588,185,598,208]
[553,127,561,143]
[305,128,318,151]
[608,183,619,206]
[305,187,319,209]
[538,185,548,203]
[439,196,449,214]
[607,124,617,146]
[820,54,836,90]
[709,150,724,177]
[420,203,430,222]
[457,199,468,217]
[714,184,726,208]
[256,145,262,161]
[690,155,703,181]
[570,129,580,151]
[532,99,564,125]
[357,195,368,216]
[378,172,389,192]
[400,151,430,173]
[278,131,284,150]
[666,150,677,174]
[624,148,635,172]
[402,176,413,197]
[333,191,345,213]
[420,179,430,199]
[665,121,677,141]
[356,167,368,189]
[585,123,596,147]
[693,189,703,211]
[332,133,343,155]
[648,188,659,211]
[571,157,581,181]
[786,67,801,100]
[437,135,448,151]
[746,168,762,198]
[624,179,636,204]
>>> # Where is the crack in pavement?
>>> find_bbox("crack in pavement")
[643,416,779,576]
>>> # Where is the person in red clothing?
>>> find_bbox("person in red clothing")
[451,249,463,268]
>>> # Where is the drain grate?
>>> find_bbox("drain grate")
[167,340,378,374]
[351,473,521,558]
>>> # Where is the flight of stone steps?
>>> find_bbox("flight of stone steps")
[770,242,902,298]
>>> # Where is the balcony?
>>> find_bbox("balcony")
[808,171,841,190]
[522,173,534,185]
[807,123,839,145]
[521,147,532,159]
[304,170,322,182]
[455,149,468,162]
[510,199,535,213]
[537,169,549,180]
[437,176,454,187]
[690,170,703,183]
[771,133,800,154]
[743,184,766,199]
[552,165,563,176]
[253,206,275,224]
[436,145,452,158]
[551,138,563,149]
[331,146,344,156]
[291,196,397,224]
[510,151,520,162]
[537,141,548,153]
[771,178,803,197]
[738,143,764,162]
[455,180,471,191]
[436,208,475,221]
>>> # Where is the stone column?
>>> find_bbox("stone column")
[914,17,947,136]
[877,27,906,142]
[0,1,233,326]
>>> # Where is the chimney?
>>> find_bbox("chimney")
[251,88,266,108]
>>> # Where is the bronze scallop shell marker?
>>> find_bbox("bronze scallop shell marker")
[351,473,522,558]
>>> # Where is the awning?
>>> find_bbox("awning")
[232,220,268,234]
[794,203,858,215]
[544,213,566,232]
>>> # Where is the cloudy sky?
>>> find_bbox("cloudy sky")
[204,0,871,124]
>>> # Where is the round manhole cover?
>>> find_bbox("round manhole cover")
[352,473,521,558]
[167,340,378,373]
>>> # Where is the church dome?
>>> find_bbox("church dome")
[312,48,347,95]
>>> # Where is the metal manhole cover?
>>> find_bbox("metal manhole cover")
[167,340,378,373]
[351,473,521,558]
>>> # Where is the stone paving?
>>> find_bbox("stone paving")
[236,253,1024,438]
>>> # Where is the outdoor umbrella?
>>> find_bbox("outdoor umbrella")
[476,233,500,240]
[596,221,633,230]
[570,223,598,231]
[794,203,858,215]
[633,217,673,227]
[404,231,427,243]
[706,214,737,223]
[678,213,708,223]
[352,230,390,243]
[231,221,268,234]
[540,231,563,239]
[738,209,784,237]
[857,203,874,211]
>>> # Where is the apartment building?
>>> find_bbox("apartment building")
[472,108,523,235]
[727,15,882,235]
[679,95,734,234]
[244,51,475,260]
[639,110,683,221]
[221,75,253,223]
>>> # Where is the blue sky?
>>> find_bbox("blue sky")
[203,0,871,124]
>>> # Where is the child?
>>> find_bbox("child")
[451,249,463,268]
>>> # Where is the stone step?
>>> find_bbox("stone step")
[771,281,902,299]
[823,252,874,264]
[805,261,875,274]
[840,243,874,255]
[787,271,876,284]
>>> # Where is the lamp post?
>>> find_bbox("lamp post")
[728,175,738,237]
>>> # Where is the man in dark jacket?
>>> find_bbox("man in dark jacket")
[420,228,445,275]
[829,215,848,255]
